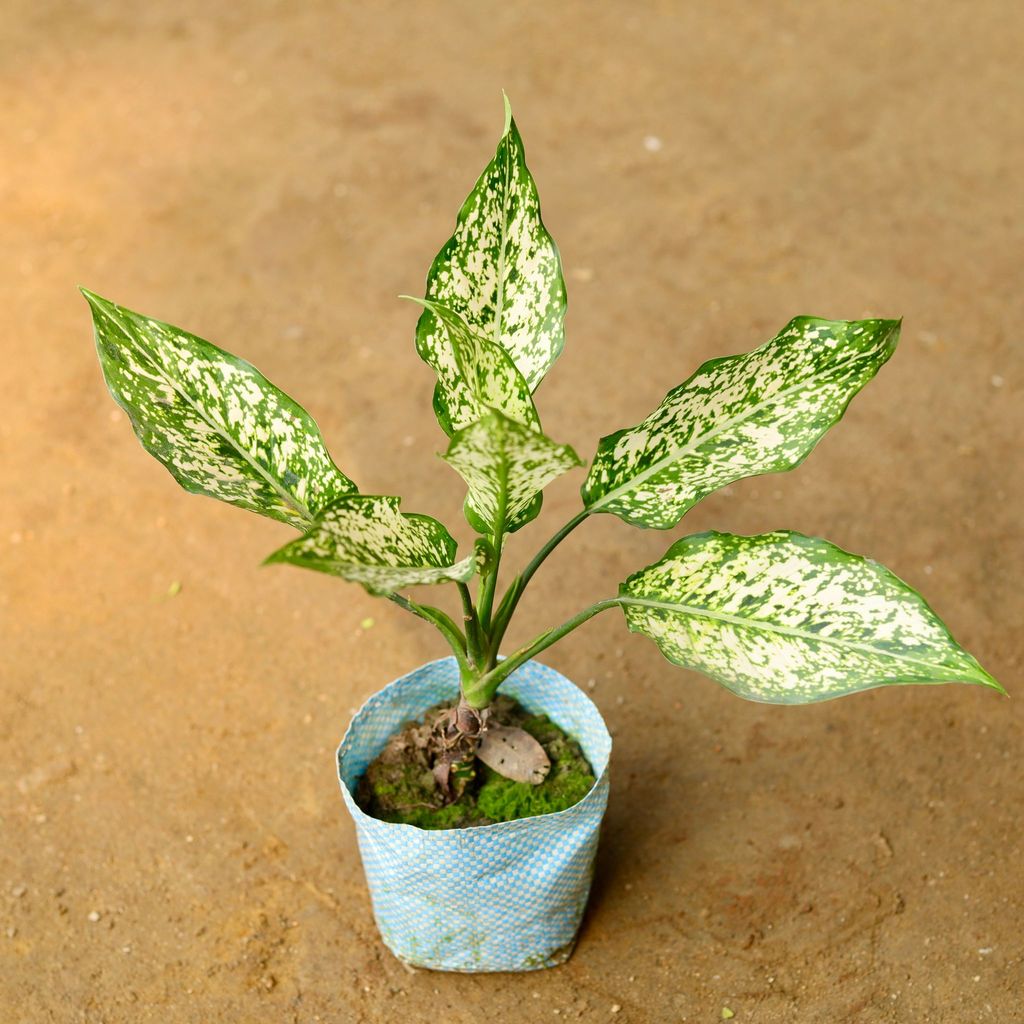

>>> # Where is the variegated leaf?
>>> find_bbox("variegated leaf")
[410,297,539,436]
[85,289,355,529]
[582,318,901,529]
[472,536,499,577]
[416,94,565,422]
[442,411,582,534]
[619,531,1001,704]
[264,495,475,595]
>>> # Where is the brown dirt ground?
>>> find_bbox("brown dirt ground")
[2,2,1022,1021]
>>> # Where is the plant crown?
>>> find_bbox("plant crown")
[85,95,1000,711]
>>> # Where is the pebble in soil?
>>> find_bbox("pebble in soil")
[356,695,596,829]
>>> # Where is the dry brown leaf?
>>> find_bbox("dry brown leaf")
[477,726,550,784]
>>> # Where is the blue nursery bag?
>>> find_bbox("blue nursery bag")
[336,656,613,972]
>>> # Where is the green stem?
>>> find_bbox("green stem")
[487,508,590,660]
[388,593,473,679]
[477,459,510,638]
[477,522,505,638]
[457,581,484,667]
[463,597,620,708]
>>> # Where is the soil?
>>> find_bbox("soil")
[2,2,1023,1021]
[356,695,596,829]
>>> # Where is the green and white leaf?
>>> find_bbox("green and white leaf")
[619,530,1002,704]
[264,495,476,595]
[416,94,565,416]
[582,318,901,529]
[442,411,583,534]
[471,536,499,577]
[410,297,539,436]
[85,289,355,530]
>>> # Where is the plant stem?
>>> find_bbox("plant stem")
[463,597,620,708]
[457,581,484,667]
[487,508,590,659]
[476,522,505,638]
[388,593,473,679]
[476,458,511,640]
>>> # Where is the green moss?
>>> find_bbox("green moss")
[476,711,596,822]
[356,696,596,829]
[476,759,595,821]
[378,800,479,830]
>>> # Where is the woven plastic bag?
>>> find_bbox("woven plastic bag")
[336,656,612,972]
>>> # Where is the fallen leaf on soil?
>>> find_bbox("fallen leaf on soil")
[477,726,550,784]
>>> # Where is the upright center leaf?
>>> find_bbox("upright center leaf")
[442,411,583,535]
[410,298,539,436]
[416,95,566,436]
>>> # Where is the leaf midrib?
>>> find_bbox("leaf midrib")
[587,344,875,513]
[282,553,475,577]
[617,596,976,679]
[97,302,313,523]
[491,131,513,350]
[493,423,511,529]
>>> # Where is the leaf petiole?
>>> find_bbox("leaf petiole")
[487,508,591,657]
[463,597,620,708]
[476,518,506,639]
[457,581,485,667]
[388,593,473,680]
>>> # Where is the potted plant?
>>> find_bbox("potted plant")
[83,96,1001,974]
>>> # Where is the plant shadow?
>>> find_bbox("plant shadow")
[573,745,697,948]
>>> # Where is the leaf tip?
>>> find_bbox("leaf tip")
[79,286,107,311]
[399,293,430,312]
[870,316,902,356]
[501,90,513,134]
[260,548,288,568]
[978,670,1008,697]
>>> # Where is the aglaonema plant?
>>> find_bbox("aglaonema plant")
[84,96,1001,794]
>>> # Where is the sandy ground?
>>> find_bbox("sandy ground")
[2,2,1023,1021]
